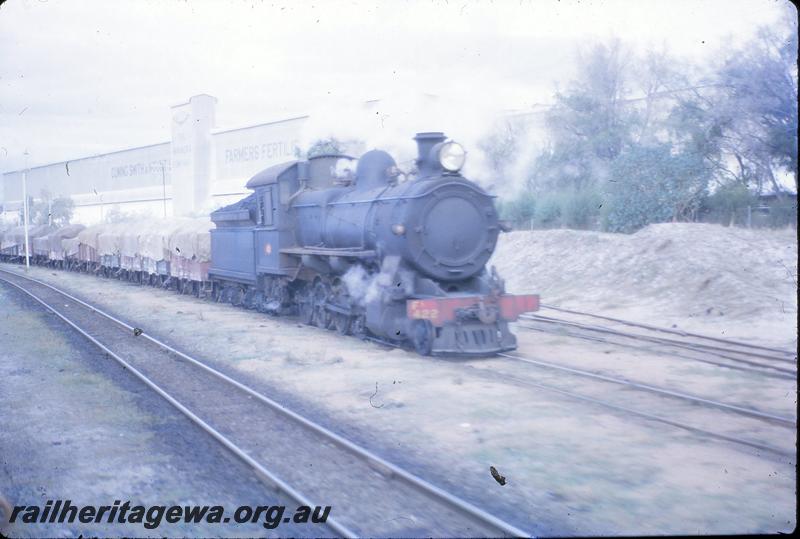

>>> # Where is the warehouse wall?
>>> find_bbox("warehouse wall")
[1,94,305,225]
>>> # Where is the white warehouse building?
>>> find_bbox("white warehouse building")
[1,94,308,224]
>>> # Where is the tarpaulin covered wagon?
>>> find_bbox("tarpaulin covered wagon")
[97,222,134,276]
[167,218,213,293]
[48,224,86,263]
[136,218,190,285]
[1,224,54,260]
[0,225,16,259]
[32,235,49,258]
[76,223,111,271]
[62,236,82,269]
[29,224,86,267]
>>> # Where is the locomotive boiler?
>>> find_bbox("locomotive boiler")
[208,131,539,355]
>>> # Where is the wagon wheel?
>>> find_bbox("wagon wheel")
[230,286,244,306]
[243,288,258,309]
[210,282,222,302]
[333,313,351,335]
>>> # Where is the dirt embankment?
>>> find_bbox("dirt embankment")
[491,223,797,345]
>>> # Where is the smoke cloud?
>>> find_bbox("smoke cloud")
[341,258,416,307]
[297,92,507,191]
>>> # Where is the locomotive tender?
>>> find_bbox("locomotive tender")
[208,132,539,355]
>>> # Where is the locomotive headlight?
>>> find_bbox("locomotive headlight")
[438,141,466,172]
[391,224,406,236]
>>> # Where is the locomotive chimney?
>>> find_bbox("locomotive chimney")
[414,132,446,176]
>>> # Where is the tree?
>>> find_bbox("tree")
[632,46,690,145]
[545,38,635,186]
[670,16,798,197]
[498,18,796,233]
[719,24,798,194]
[21,189,75,226]
[520,39,682,229]
[701,182,758,226]
[497,190,536,228]
[479,117,523,179]
[604,144,710,232]
[48,196,75,226]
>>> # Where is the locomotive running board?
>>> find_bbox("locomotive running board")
[280,246,377,259]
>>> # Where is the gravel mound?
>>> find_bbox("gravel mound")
[491,223,797,321]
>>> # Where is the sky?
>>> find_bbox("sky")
[0,0,793,173]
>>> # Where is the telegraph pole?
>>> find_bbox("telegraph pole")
[22,149,30,270]
[161,160,167,217]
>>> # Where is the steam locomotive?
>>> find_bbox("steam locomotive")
[1,132,538,356]
[208,132,539,355]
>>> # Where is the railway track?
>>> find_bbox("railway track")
[518,308,796,379]
[498,352,794,426]
[367,297,795,458]
[3,265,795,473]
[0,268,529,538]
[483,307,796,459]
[542,304,795,356]
[484,351,795,458]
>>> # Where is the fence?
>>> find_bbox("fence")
[697,203,798,229]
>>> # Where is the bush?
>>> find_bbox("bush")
[604,145,708,233]
[532,193,562,228]
[561,188,602,229]
[766,201,798,228]
[498,188,604,230]
[498,191,536,227]
[701,182,758,225]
